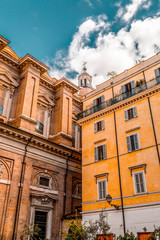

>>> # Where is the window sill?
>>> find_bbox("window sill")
[128,148,141,153]
[95,158,107,162]
[133,191,147,196]
[125,116,138,122]
[94,129,105,134]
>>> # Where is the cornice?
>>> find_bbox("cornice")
[19,54,49,74]
[82,53,160,101]
[54,78,79,94]
[0,35,10,50]
[0,51,19,68]
[0,123,81,161]
[77,84,160,125]
[40,76,54,90]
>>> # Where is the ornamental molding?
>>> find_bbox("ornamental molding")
[77,84,160,125]
[0,123,81,161]
[128,164,147,176]
[94,173,109,183]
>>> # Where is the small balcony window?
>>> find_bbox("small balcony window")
[35,121,44,134]
[0,105,3,115]
[121,81,136,99]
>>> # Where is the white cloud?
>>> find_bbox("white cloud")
[47,15,160,87]
[116,0,152,22]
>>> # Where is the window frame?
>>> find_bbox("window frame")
[94,144,107,162]
[125,106,137,121]
[133,170,147,194]
[126,132,140,152]
[97,179,107,200]
[38,175,51,189]
[94,119,105,133]
[93,95,105,107]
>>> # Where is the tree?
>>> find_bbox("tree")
[117,231,138,240]
[20,223,48,240]
[148,226,160,240]
[107,71,117,78]
[62,211,110,240]
[84,211,110,240]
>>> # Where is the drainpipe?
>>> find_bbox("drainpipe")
[12,136,33,240]
[63,152,72,216]
[147,98,160,164]
[114,111,126,234]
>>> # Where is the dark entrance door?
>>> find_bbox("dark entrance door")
[34,210,47,239]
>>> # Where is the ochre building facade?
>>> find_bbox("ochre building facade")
[0,35,83,240]
[77,52,160,237]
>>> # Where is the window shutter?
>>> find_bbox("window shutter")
[94,147,98,162]
[154,68,160,78]
[121,85,125,93]
[131,80,136,94]
[94,123,97,133]
[101,120,104,130]
[133,107,137,118]
[102,181,106,198]
[102,145,106,159]
[93,99,97,107]
[131,80,135,89]
[98,181,102,199]
[134,133,139,150]
[126,136,131,152]
[125,110,128,121]
[101,95,105,103]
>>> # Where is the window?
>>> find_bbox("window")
[97,180,107,200]
[84,78,87,87]
[125,107,137,121]
[34,211,47,239]
[121,81,135,98]
[35,121,44,134]
[39,176,50,187]
[93,95,105,107]
[94,120,104,132]
[126,133,140,152]
[133,171,146,194]
[95,144,106,161]
[0,105,3,115]
[154,67,160,83]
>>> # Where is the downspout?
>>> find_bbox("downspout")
[114,111,126,234]
[147,98,160,164]
[12,136,33,240]
[63,152,72,216]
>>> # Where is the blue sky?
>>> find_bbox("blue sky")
[1,0,160,85]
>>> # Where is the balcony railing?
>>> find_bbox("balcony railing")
[77,77,160,120]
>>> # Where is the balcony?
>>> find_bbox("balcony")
[77,77,160,120]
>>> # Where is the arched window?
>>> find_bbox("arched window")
[84,79,87,87]
[81,80,83,87]
[0,105,3,115]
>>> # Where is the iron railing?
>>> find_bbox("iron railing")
[77,77,160,120]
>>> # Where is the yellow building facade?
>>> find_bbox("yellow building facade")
[77,53,160,236]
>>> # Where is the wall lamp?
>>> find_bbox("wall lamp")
[106,194,121,210]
